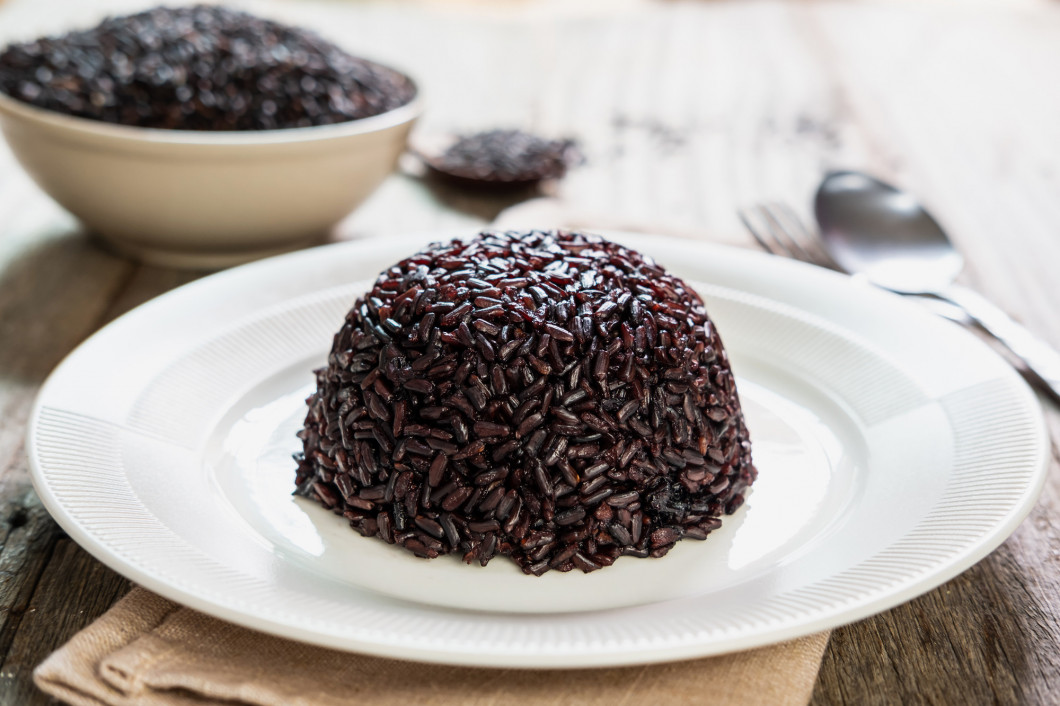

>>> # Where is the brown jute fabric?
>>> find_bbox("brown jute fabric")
[34,588,829,706]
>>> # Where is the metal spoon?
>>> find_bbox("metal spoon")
[815,170,1060,402]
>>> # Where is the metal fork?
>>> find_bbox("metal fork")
[738,201,972,325]
[738,202,840,270]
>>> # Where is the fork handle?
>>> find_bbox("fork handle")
[936,283,1060,403]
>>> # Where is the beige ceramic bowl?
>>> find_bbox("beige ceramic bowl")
[0,90,421,268]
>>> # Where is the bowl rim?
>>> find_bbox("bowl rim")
[0,83,423,145]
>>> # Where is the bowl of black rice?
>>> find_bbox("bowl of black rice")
[0,5,422,268]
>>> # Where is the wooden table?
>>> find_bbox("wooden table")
[1,0,1059,703]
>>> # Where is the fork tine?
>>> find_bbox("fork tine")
[765,202,840,269]
[737,207,780,256]
[741,204,806,261]
[760,203,818,264]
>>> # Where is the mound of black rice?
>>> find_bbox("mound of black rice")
[0,5,415,130]
[295,230,756,575]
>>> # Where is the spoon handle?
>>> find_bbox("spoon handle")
[937,283,1060,403]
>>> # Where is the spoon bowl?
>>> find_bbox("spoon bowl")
[814,171,963,294]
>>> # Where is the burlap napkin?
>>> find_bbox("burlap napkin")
[34,587,828,706]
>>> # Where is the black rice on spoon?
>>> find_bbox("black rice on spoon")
[295,230,757,575]
[423,130,580,187]
[0,4,416,130]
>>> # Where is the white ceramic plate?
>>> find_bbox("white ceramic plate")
[28,233,1048,667]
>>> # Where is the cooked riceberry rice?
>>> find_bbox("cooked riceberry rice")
[0,5,416,131]
[425,130,579,186]
[295,230,757,575]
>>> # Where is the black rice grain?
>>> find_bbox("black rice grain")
[296,230,757,575]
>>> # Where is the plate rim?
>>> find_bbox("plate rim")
[26,232,1050,667]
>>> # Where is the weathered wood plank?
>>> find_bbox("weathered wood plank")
[0,487,59,671]
[0,539,130,705]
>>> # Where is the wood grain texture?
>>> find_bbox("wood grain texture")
[0,0,1058,704]
[0,540,130,705]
